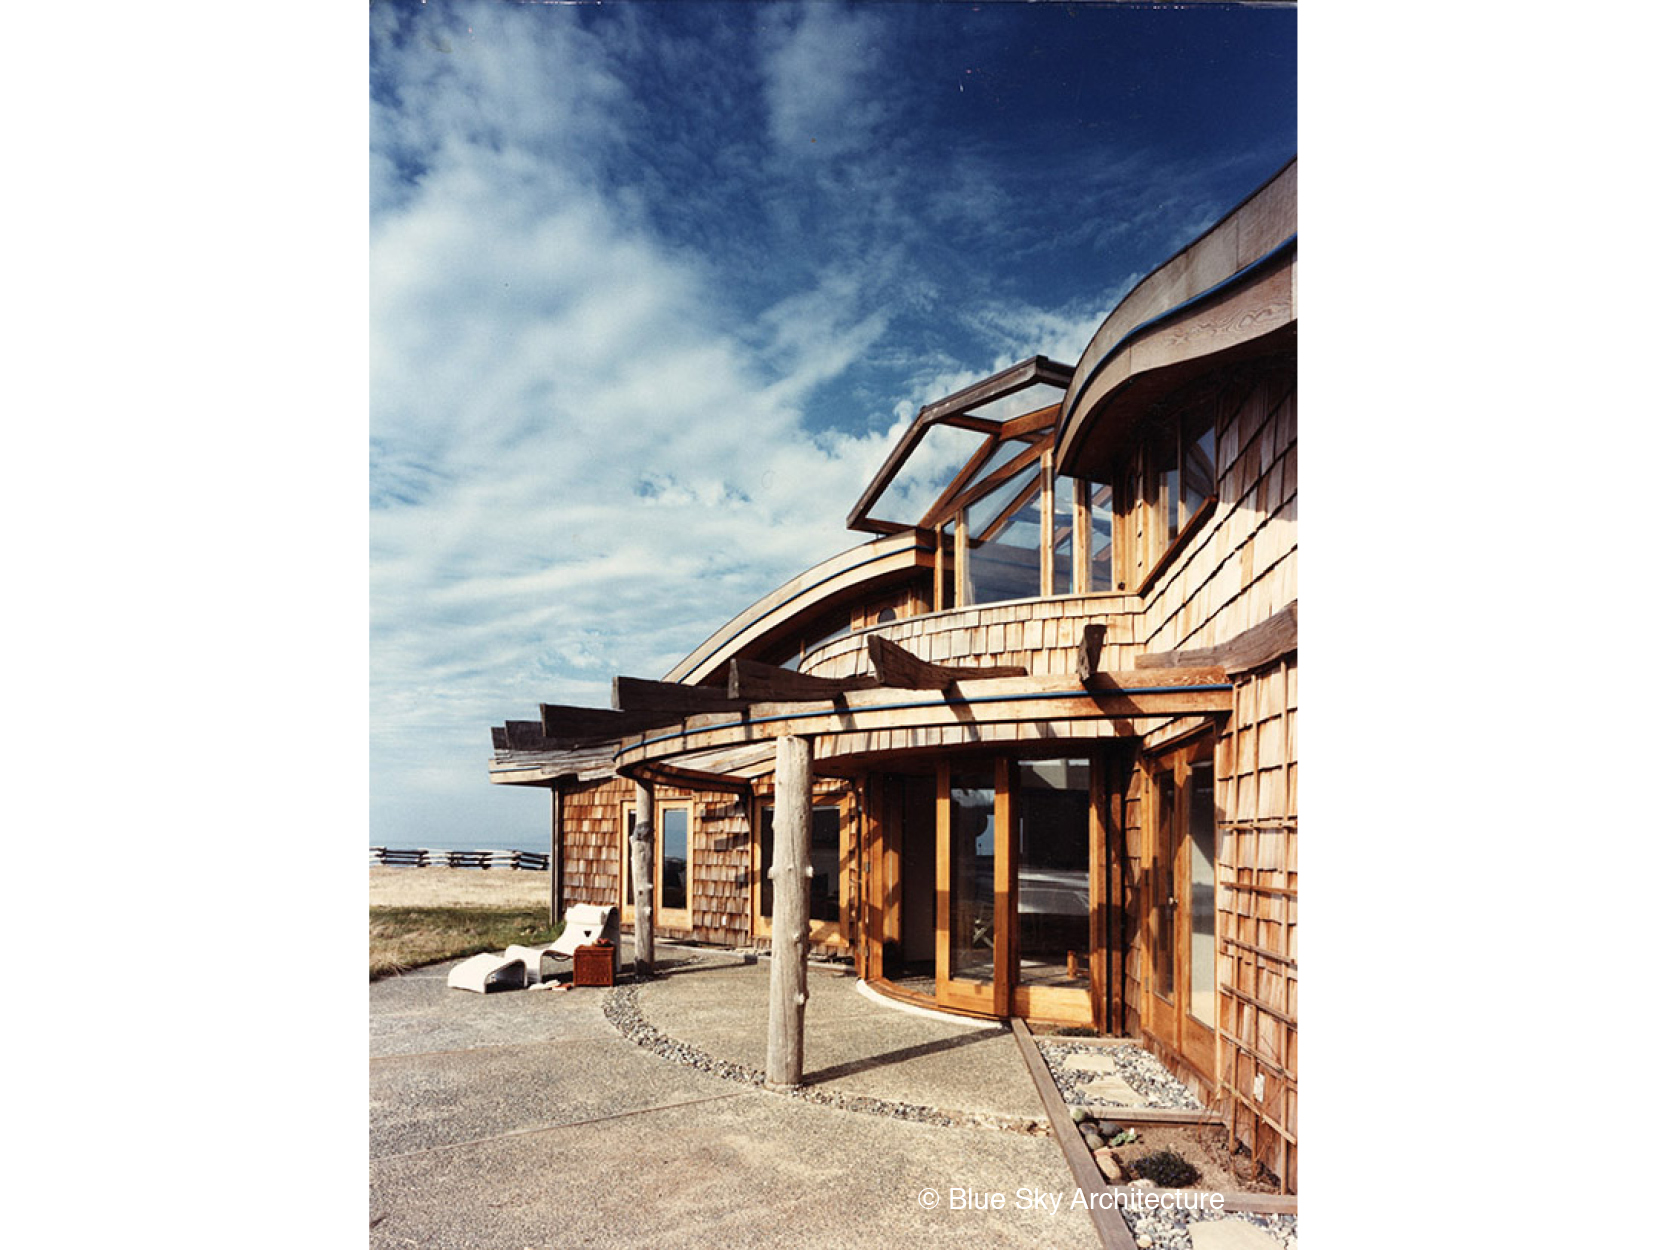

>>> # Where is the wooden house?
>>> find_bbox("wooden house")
[489,158,1298,1189]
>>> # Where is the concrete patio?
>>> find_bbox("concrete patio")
[370,944,1099,1249]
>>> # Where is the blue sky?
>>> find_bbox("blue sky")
[369,0,1296,850]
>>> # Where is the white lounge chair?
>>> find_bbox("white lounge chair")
[507,903,621,983]
[446,950,531,993]
[446,903,621,993]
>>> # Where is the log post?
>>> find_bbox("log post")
[632,782,655,976]
[551,784,565,928]
[765,734,813,1089]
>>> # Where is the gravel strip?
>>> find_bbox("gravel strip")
[1034,1039,1204,1109]
[602,978,1047,1135]
[1122,1207,1298,1249]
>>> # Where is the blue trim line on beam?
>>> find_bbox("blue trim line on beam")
[677,541,934,678]
[1061,233,1297,433]
[614,684,1236,758]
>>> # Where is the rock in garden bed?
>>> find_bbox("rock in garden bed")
[1035,1038,1204,1109]
[1123,1208,1297,1250]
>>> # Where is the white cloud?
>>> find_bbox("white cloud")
[370,8,927,844]
[366,3,1274,849]
[757,2,890,158]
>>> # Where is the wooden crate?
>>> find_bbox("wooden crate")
[573,943,616,987]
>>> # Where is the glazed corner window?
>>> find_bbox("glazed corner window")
[1135,403,1218,576]
[1156,406,1217,546]
[964,468,1044,606]
[759,804,842,921]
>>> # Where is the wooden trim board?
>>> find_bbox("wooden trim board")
[1013,1021,1296,1224]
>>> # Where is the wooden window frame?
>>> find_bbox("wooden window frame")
[619,798,694,932]
[655,800,694,932]
[1141,734,1220,1084]
[752,789,852,948]
[618,800,636,925]
[1121,400,1221,597]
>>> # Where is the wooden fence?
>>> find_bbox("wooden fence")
[369,847,549,871]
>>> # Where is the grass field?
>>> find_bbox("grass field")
[369,867,559,980]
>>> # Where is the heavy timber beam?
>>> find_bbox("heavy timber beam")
[540,704,680,743]
[765,734,812,1089]
[612,675,748,715]
[727,657,879,702]
[866,634,1027,689]
[1136,602,1297,675]
[631,783,654,975]
[613,671,1233,767]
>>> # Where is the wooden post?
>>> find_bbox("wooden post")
[1039,448,1055,596]
[766,734,812,1089]
[632,782,655,976]
[550,784,565,928]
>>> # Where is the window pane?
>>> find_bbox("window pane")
[759,805,842,922]
[962,381,1064,424]
[810,807,841,922]
[966,482,1042,605]
[1152,434,1179,546]
[1182,422,1215,523]
[966,465,1037,537]
[1051,476,1073,595]
[1017,760,1091,986]
[940,520,957,609]
[660,808,688,911]
[1088,480,1115,592]
[1188,763,1216,1026]
[949,773,997,983]
[960,437,1031,498]
[871,423,989,528]
[1153,774,1176,1000]
[759,806,772,917]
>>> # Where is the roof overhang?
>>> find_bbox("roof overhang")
[662,529,935,686]
[1055,158,1296,481]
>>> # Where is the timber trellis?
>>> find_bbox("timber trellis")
[369,847,551,871]
[486,158,1300,1191]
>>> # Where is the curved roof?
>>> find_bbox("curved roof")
[661,529,933,686]
[1055,158,1296,478]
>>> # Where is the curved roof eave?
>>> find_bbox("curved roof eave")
[1055,157,1297,478]
[661,529,934,687]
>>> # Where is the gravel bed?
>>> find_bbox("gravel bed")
[1122,1207,1297,1250]
[1034,1039,1203,1109]
[602,979,1046,1134]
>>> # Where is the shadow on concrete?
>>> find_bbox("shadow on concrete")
[803,1025,1010,1087]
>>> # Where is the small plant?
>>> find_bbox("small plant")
[1056,1026,1098,1037]
[1129,1149,1201,1188]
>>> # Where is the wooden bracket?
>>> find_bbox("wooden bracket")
[866,634,1027,690]
[1076,622,1106,685]
[727,658,879,703]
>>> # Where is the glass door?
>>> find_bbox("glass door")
[937,765,1009,1015]
[1012,758,1094,1024]
[1179,754,1218,1076]
[1146,767,1179,1043]
[1145,739,1219,1080]
[657,803,691,931]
